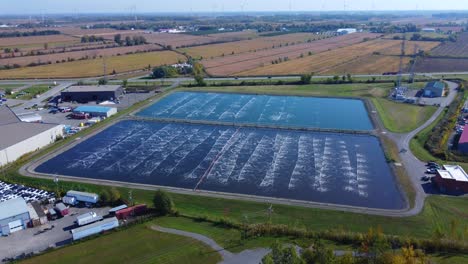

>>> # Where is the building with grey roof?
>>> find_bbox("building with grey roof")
[61,85,123,103]
[0,105,64,166]
[0,197,30,236]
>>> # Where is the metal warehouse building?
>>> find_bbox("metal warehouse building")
[0,106,64,166]
[0,198,30,236]
[423,81,445,98]
[73,106,117,118]
[61,85,123,103]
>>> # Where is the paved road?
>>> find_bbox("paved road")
[151,226,270,264]
[13,82,73,114]
[384,81,460,215]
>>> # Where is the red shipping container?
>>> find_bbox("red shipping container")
[115,204,147,220]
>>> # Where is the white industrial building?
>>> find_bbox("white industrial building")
[0,197,30,236]
[0,105,64,166]
[337,28,357,34]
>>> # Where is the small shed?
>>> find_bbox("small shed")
[55,203,69,217]
[423,81,445,98]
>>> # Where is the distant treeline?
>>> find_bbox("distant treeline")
[80,35,105,43]
[0,30,61,38]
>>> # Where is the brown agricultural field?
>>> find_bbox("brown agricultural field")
[141,31,259,49]
[0,50,184,79]
[322,55,411,75]
[181,33,325,59]
[0,44,161,66]
[0,34,77,47]
[414,57,468,72]
[430,33,468,57]
[235,38,413,76]
[58,27,142,37]
[377,40,441,55]
[203,33,379,76]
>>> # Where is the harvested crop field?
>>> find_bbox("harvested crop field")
[234,38,411,76]
[58,27,143,37]
[0,44,162,66]
[0,50,184,79]
[142,31,258,48]
[378,40,440,56]
[430,33,468,57]
[181,33,325,59]
[203,33,379,76]
[414,57,468,72]
[322,55,410,75]
[0,34,77,47]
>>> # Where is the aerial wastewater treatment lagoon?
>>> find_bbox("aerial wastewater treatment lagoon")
[35,92,406,210]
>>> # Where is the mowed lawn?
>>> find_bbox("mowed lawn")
[185,83,394,98]
[0,51,184,79]
[21,223,221,264]
[372,98,437,133]
[8,84,53,100]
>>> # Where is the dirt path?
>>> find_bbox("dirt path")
[151,226,270,264]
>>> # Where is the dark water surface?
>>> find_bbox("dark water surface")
[36,121,404,209]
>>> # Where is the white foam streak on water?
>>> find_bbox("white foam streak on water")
[258,97,273,122]
[260,133,295,188]
[102,124,178,172]
[218,96,246,120]
[152,93,193,116]
[186,94,220,118]
[236,135,272,182]
[289,135,313,190]
[234,97,257,120]
[67,123,148,169]
[185,129,236,180]
[169,94,207,116]
[312,137,332,192]
[166,129,217,176]
[139,127,201,177]
[205,132,254,185]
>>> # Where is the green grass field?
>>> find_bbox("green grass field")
[372,98,437,133]
[8,84,53,100]
[20,222,221,264]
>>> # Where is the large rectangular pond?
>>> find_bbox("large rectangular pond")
[137,92,374,131]
[36,121,404,209]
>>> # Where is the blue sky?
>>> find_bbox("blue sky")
[1,0,466,14]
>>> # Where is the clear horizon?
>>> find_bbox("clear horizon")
[0,0,467,15]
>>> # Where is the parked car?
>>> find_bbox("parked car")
[426,168,437,174]
[59,106,72,113]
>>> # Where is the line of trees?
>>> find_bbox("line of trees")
[81,35,105,43]
[0,30,61,38]
[113,34,147,46]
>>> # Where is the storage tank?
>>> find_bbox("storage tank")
[76,212,103,226]
[71,217,119,241]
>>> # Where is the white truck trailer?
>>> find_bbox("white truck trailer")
[76,212,103,226]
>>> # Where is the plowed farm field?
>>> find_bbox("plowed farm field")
[430,33,468,57]
[235,38,413,76]
[414,57,468,72]
[0,44,162,66]
[203,33,379,76]
[181,33,324,59]
[0,34,78,47]
[0,50,184,79]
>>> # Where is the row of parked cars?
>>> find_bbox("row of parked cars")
[423,162,441,181]
[0,181,55,203]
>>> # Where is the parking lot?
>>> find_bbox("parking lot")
[0,206,111,261]
[0,181,55,203]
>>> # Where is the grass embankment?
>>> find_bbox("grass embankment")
[0,84,24,91]
[20,222,221,264]
[372,98,437,133]
[7,84,54,100]
[0,51,184,79]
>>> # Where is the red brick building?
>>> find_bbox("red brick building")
[434,165,468,193]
